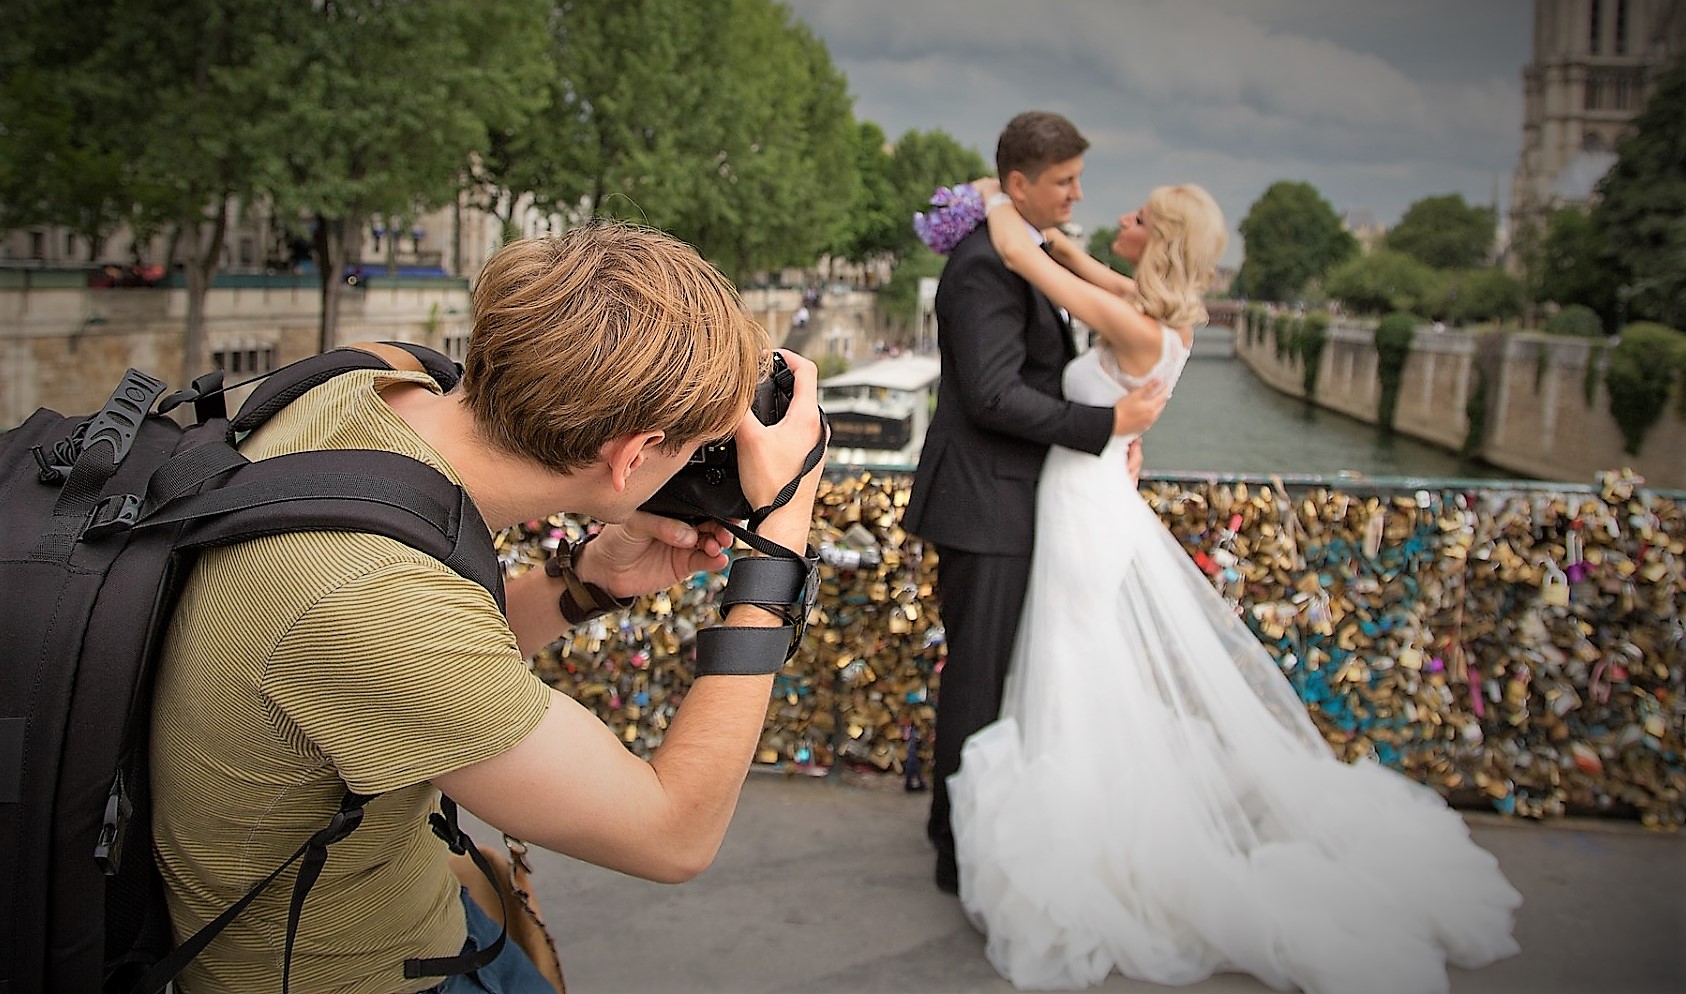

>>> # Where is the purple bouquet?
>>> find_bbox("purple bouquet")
[912,183,985,256]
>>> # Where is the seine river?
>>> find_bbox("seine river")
[1139,328,1516,483]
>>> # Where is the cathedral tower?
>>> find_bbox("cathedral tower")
[1509,0,1685,237]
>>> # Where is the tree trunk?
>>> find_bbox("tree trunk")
[314,215,348,355]
[179,199,231,389]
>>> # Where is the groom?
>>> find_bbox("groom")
[904,111,1167,894]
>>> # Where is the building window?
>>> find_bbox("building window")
[1585,78,1602,110]
[1590,0,1603,53]
[65,232,76,256]
[29,230,45,259]
[1615,0,1628,54]
[212,345,277,377]
[1613,74,1635,109]
[443,332,471,363]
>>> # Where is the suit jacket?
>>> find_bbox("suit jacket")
[904,225,1114,555]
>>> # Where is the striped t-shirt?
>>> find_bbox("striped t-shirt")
[150,369,551,994]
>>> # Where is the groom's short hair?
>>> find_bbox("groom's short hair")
[996,111,1089,182]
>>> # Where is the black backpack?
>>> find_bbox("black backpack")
[0,344,511,994]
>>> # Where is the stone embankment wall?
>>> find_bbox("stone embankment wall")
[1234,320,1685,490]
[1,282,473,427]
[1,283,889,428]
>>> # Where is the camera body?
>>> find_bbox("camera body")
[640,352,796,524]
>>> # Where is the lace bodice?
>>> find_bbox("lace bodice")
[1063,324,1191,409]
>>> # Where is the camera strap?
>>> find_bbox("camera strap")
[675,413,829,561]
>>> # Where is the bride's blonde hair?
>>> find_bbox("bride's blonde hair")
[1133,184,1227,329]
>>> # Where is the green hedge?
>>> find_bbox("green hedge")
[1545,304,1604,338]
[1374,312,1419,429]
[1604,322,1686,454]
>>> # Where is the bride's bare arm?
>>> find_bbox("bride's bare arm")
[977,184,1163,364]
[1043,227,1136,299]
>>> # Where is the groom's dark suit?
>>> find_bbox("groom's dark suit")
[904,223,1113,889]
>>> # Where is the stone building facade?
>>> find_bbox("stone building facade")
[1509,0,1686,234]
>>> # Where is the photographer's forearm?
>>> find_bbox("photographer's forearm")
[507,565,573,659]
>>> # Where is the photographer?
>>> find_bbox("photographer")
[150,222,825,994]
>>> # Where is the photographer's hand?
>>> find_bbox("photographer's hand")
[575,513,733,600]
[729,349,826,555]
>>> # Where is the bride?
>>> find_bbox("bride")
[945,177,1522,993]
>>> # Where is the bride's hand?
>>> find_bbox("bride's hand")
[1042,226,1077,262]
[972,177,1001,199]
[1126,439,1145,485]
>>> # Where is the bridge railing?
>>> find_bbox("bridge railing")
[509,468,1683,829]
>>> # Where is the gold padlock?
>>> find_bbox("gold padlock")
[1539,561,1570,607]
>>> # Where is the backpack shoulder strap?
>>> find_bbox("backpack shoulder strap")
[230,342,460,436]
[130,447,504,609]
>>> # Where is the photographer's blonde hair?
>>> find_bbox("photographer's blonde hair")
[462,222,768,473]
[1134,185,1227,330]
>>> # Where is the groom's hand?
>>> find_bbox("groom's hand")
[1112,379,1168,436]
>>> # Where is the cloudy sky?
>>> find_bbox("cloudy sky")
[782,0,1535,266]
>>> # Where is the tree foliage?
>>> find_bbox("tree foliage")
[1603,322,1686,454]
[830,121,905,264]
[1442,268,1524,325]
[1324,250,1439,316]
[1544,303,1605,337]
[1593,55,1686,329]
[0,1,132,256]
[885,128,988,258]
[1086,226,1133,276]
[1535,207,1620,327]
[1236,180,1356,303]
[251,0,553,351]
[1384,194,1495,270]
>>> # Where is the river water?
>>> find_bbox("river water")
[1141,328,1518,482]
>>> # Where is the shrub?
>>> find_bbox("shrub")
[1374,312,1419,429]
[1604,322,1686,454]
[1545,304,1604,338]
[1299,311,1331,397]
[1273,313,1294,362]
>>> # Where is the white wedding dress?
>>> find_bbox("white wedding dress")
[948,327,1522,993]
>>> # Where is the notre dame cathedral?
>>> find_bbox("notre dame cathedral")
[1509,0,1686,237]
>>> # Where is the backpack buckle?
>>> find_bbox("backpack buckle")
[95,772,133,875]
[84,493,142,539]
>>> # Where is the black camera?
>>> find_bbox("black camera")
[640,352,797,524]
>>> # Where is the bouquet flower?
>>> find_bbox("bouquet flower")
[912,183,985,256]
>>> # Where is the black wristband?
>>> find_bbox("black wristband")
[546,533,635,626]
[693,625,795,677]
[693,545,820,675]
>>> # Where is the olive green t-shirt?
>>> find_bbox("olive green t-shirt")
[151,369,551,994]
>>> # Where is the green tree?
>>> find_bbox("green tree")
[1544,304,1604,337]
[1535,207,1620,328]
[1086,226,1133,276]
[877,246,944,332]
[1384,194,1496,270]
[1236,180,1357,303]
[1604,322,1686,453]
[1444,268,1524,325]
[254,0,551,353]
[1593,55,1686,329]
[830,121,904,264]
[1324,250,1439,316]
[0,3,131,258]
[103,0,302,386]
[886,128,988,258]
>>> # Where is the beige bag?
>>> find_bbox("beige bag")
[449,837,566,994]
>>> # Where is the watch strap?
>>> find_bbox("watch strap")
[546,534,635,626]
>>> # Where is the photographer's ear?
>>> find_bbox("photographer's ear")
[601,430,667,493]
